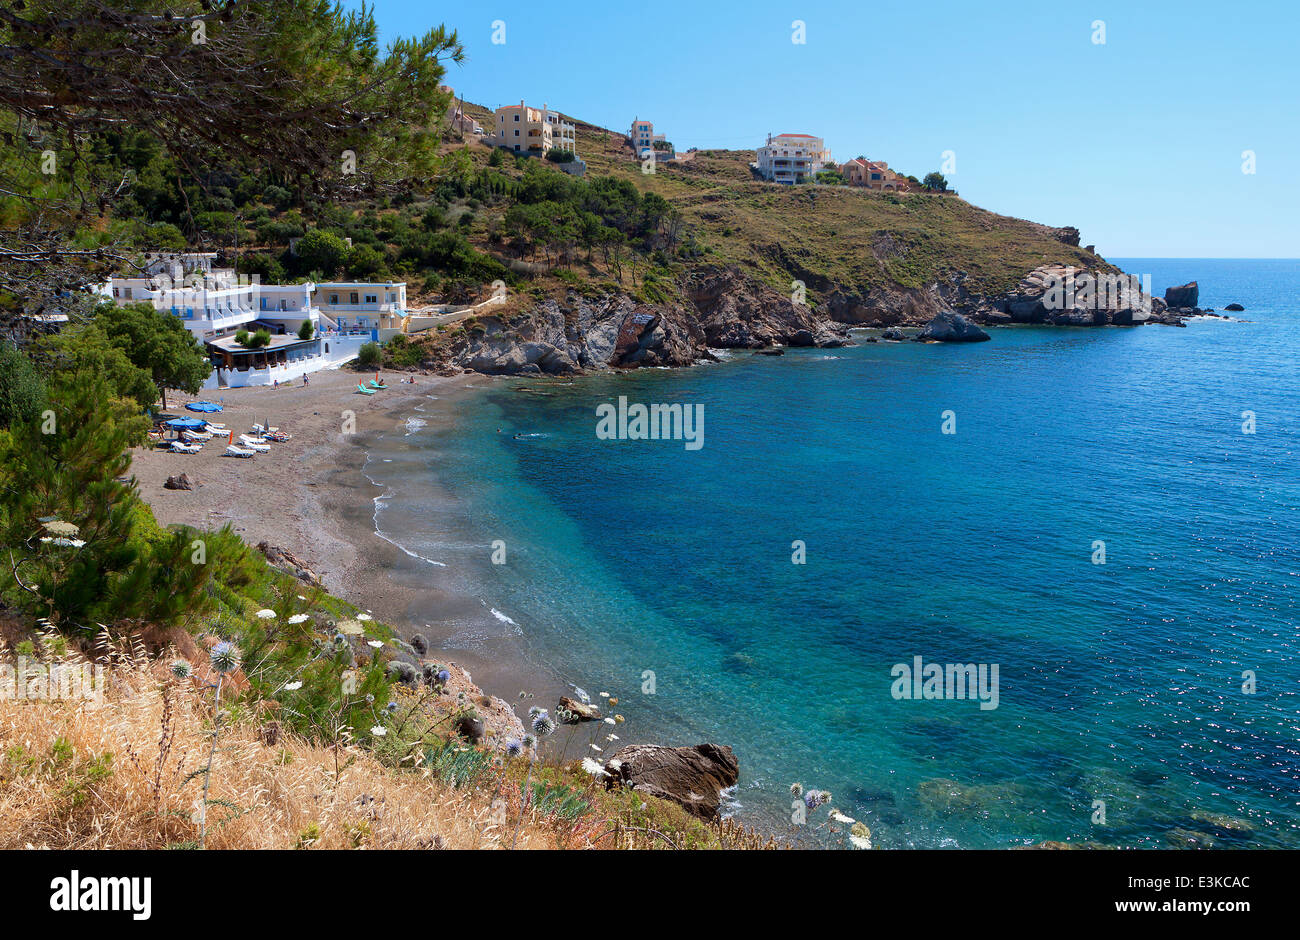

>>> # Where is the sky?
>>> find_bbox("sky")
[358,0,1299,258]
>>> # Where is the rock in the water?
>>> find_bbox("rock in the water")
[880,327,906,341]
[1188,810,1254,839]
[164,473,193,490]
[557,695,601,723]
[1165,828,1217,849]
[916,311,990,343]
[753,347,784,356]
[1164,281,1199,308]
[603,743,739,819]
[1224,302,1245,311]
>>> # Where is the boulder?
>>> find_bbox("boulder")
[454,714,486,743]
[164,473,193,490]
[1224,303,1245,312]
[603,743,739,820]
[916,311,990,343]
[256,542,323,586]
[880,327,906,341]
[1164,281,1199,308]
[556,695,601,723]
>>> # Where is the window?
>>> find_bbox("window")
[364,294,377,304]
[349,292,359,304]
[329,294,339,304]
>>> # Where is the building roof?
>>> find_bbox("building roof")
[317,281,406,289]
[206,333,317,354]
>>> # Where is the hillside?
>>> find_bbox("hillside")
[375,103,1170,375]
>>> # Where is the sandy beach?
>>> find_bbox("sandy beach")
[131,365,561,715]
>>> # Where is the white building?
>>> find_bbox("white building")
[104,258,409,390]
[314,281,407,333]
[756,133,831,184]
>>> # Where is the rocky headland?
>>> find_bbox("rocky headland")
[406,261,1219,376]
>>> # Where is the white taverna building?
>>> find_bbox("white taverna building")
[104,252,407,389]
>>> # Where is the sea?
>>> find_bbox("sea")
[360,258,1299,848]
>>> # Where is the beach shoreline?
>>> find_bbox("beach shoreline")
[131,365,566,727]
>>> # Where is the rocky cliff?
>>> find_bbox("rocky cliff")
[412,260,1204,377]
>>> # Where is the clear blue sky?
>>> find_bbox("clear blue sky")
[360,0,1299,258]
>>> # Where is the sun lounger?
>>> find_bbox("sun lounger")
[224,445,256,458]
[356,384,376,395]
[238,436,271,452]
[251,423,279,435]
[369,380,387,390]
[169,441,202,454]
[181,430,211,443]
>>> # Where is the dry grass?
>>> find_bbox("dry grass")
[0,653,564,850]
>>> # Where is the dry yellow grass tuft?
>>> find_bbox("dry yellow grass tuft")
[0,655,559,850]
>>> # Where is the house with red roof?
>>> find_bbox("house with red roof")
[841,157,910,191]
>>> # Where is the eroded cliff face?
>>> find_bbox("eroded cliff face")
[417,261,1195,376]
[425,293,708,375]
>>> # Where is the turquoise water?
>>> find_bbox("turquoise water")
[368,259,1299,847]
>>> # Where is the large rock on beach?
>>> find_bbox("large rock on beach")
[603,743,739,820]
[915,311,990,342]
[557,695,601,723]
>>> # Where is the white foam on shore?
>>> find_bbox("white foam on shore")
[363,459,448,568]
[404,416,427,436]
[489,606,518,626]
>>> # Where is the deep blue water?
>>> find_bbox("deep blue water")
[367,259,1299,848]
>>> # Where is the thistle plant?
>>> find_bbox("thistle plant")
[480,737,524,843]
[199,639,241,849]
[511,711,555,849]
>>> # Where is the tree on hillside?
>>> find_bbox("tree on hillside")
[93,302,212,409]
[295,229,350,278]
[37,322,159,412]
[0,0,463,316]
[922,172,950,192]
[0,342,46,429]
